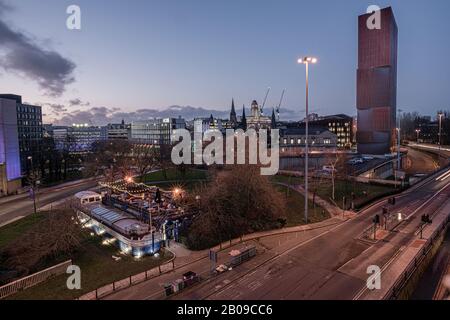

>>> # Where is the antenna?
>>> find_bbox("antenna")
[276,89,286,121]
[261,87,271,115]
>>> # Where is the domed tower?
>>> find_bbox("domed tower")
[251,100,260,119]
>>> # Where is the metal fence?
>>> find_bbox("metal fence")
[78,260,176,300]
[0,260,72,300]
[384,215,450,300]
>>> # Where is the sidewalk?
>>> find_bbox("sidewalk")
[360,201,450,300]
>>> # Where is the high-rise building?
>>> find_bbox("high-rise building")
[0,98,22,195]
[356,7,398,155]
[0,94,43,175]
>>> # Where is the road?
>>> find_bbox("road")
[0,178,99,227]
[404,147,439,174]
[170,168,450,300]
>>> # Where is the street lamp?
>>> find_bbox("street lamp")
[415,129,421,143]
[438,113,444,167]
[298,56,318,224]
[397,109,403,172]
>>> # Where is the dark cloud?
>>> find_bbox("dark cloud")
[69,98,90,107]
[46,103,67,114]
[0,1,76,96]
[52,105,302,126]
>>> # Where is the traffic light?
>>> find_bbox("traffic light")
[373,214,380,224]
[421,214,432,224]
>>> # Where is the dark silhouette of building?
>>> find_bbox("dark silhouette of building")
[241,105,247,130]
[356,7,398,154]
[271,108,277,129]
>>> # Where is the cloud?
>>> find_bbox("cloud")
[51,104,302,126]
[69,98,90,107]
[0,1,76,96]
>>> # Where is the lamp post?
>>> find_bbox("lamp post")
[415,129,421,143]
[438,113,444,167]
[298,56,317,224]
[397,109,403,172]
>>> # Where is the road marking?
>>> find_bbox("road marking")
[405,181,450,221]
[353,245,406,300]
[0,216,24,228]
[435,169,450,181]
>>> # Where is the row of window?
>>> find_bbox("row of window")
[17,106,42,114]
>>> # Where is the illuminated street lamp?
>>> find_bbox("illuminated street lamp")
[298,56,318,224]
[415,129,421,142]
[125,176,133,183]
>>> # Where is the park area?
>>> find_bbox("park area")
[138,168,209,191]
[272,174,397,210]
[0,211,173,300]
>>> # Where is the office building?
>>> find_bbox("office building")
[310,114,354,149]
[0,94,43,175]
[131,117,186,145]
[356,7,398,155]
[0,97,22,195]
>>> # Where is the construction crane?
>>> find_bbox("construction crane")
[261,87,271,115]
[276,89,285,121]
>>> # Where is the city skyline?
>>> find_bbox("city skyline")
[1,0,450,125]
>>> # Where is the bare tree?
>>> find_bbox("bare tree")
[185,165,287,250]
[2,209,84,276]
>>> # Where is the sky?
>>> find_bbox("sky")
[0,0,449,125]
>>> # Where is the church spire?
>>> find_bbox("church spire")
[241,105,247,130]
[271,108,277,129]
[230,98,237,128]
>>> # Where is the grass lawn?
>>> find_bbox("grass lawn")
[1,214,174,300]
[273,174,396,210]
[0,213,46,248]
[277,185,330,227]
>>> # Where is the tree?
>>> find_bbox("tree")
[325,152,349,201]
[184,165,286,250]
[130,144,160,177]
[1,209,84,276]
[87,140,132,181]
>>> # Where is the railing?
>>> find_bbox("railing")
[78,259,176,300]
[384,215,450,300]
[0,260,72,300]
